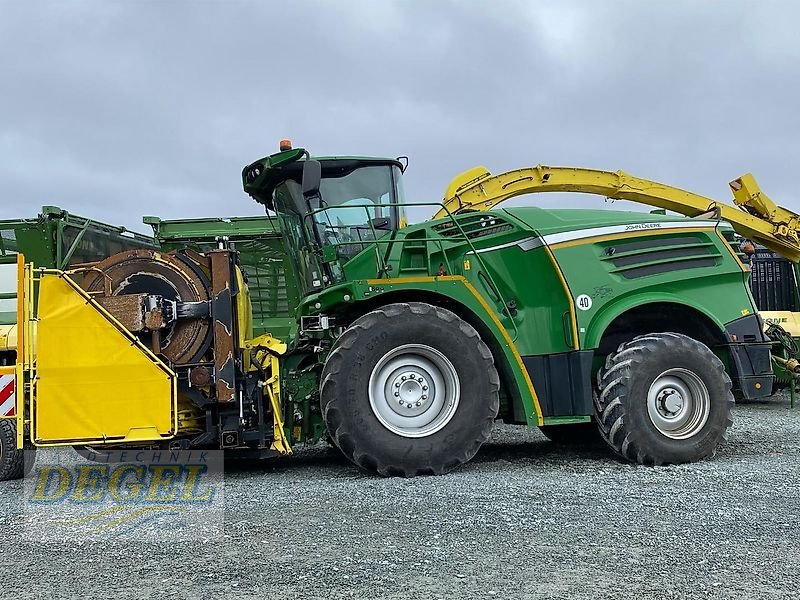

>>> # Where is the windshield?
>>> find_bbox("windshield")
[271,163,403,291]
[316,165,394,230]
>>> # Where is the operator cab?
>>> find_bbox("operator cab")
[243,143,407,294]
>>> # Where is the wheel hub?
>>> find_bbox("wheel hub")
[659,388,684,415]
[369,344,460,438]
[647,368,710,440]
[391,371,431,416]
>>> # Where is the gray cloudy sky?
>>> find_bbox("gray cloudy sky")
[1,0,799,232]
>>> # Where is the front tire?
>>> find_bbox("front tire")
[320,302,500,477]
[595,332,734,465]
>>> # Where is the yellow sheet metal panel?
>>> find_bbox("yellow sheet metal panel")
[34,274,176,445]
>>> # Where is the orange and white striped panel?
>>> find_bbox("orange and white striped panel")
[0,371,14,417]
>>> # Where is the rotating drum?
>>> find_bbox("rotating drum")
[81,249,212,364]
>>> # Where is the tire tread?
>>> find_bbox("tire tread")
[321,302,499,477]
[0,419,25,481]
[595,332,734,466]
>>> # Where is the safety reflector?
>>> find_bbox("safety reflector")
[0,373,14,417]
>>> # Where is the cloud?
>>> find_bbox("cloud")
[1,0,798,232]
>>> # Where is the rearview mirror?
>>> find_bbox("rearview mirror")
[302,160,322,199]
[370,217,391,230]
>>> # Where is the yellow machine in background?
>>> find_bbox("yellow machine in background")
[0,325,17,356]
[762,312,800,337]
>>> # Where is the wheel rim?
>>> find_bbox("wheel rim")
[368,343,460,438]
[646,368,711,440]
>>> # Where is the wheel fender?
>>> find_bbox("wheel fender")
[346,278,544,425]
[584,293,728,350]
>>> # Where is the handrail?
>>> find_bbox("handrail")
[302,200,521,339]
[18,254,30,448]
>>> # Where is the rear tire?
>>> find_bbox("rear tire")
[595,332,733,465]
[0,419,31,481]
[320,302,500,477]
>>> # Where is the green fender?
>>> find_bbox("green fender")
[583,292,730,350]
[309,276,545,426]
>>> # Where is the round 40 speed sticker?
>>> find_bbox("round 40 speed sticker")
[575,294,593,311]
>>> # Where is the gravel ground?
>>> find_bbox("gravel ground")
[2,395,800,600]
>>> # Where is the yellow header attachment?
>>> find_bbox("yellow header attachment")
[437,165,800,262]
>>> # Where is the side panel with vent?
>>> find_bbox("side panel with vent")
[599,235,722,279]
[552,229,756,350]
[431,213,514,239]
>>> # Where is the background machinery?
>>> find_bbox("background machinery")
[0,207,154,479]
[4,146,796,480]
[744,245,800,396]
[0,206,154,360]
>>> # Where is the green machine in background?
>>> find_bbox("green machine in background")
[0,206,154,348]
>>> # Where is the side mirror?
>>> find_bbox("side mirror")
[302,160,322,199]
[370,217,391,230]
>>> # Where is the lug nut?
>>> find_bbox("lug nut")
[394,392,400,397]
[409,374,415,380]
[416,401,422,407]
[406,403,413,409]
[422,394,427,400]
[422,385,428,391]
[401,376,407,381]
[395,382,401,388]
